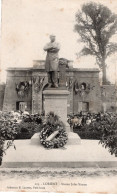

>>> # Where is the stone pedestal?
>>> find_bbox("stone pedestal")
[43,89,69,126]
[31,88,81,145]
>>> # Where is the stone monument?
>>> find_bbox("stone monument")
[31,35,80,145]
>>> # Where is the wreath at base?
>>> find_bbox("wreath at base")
[40,112,68,149]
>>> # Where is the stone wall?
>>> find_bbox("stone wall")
[101,85,117,112]
[72,69,101,114]
[3,68,32,113]
[0,83,5,111]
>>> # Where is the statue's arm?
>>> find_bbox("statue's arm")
[48,43,60,52]
[44,43,60,52]
[43,43,52,51]
[52,43,60,50]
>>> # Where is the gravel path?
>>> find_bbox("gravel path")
[0,167,117,179]
[0,167,117,193]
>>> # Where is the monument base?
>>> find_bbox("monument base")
[43,89,70,125]
[1,139,117,168]
[31,132,81,145]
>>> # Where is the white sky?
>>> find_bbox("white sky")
[0,0,117,83]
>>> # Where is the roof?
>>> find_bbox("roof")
[6,60,99,72]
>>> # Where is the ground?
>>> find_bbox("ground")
[0,167,117,193]
[0,139,117,193]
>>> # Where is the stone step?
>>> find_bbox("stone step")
[1,139,117,168]
[31,132,81,145]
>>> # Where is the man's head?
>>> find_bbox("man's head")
[50,34,56,42]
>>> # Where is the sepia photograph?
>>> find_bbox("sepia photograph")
[0,0,117,193]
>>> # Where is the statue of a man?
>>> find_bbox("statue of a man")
[43,35,60,88]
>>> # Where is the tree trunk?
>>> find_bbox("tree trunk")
[102,59,107,85]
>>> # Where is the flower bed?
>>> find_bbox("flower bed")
[70,112,117,156]
[73,120,103,140]
[15,114,43,139]
[0,111,43,165]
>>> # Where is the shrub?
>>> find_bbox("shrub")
[15,121,42,139]
[73,112,117,156]
[0,112,19,165]
[99,114,117,156]
[0,112,43,165]
[15,114,43,139]
[74,121,102,140]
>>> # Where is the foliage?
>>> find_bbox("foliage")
[0,112,19,165]
[23,113,42,124]
[16,122,41,139]
[99,114,117,156]
[40,112,68,149]
[15,114,43,139]
[0,112,43,165]
[74,122,102,140]
[73,112,117,156]
[74,2,117,83]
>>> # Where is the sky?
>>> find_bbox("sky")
[0,0,117,83]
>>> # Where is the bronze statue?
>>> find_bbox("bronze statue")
[44,35,60,88]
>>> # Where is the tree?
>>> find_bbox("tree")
[74,2,117,84]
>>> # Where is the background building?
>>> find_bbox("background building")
[2,60,104,114]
